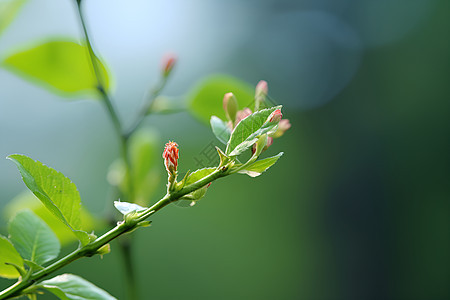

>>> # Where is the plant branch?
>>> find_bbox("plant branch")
[75,1,134,202]
[0,163,230,299]
[124,76,168,139]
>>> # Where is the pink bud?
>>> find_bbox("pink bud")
[163,141,179,173]
[268,109,282,123]
[254,80,268,111]
[255,80,268,97]
[234,108,252,127]
[271,119,291,138]
[161,53,177,77]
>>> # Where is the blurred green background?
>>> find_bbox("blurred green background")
[1,0,449,299]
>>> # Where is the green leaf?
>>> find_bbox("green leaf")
[238,152,284,177]
[187,74,255,124]
[8,209,60,266]
[38,274,117,300]
[226,106,282,156]
[0,0,27,37]
[185,168,216,186]
[210,116,231,144]
[7,154,91,245]
[2,40,110,95]
[3,191,98,246]
[0,235,24,279]
[180,168,216,203]
[113,201,146,215]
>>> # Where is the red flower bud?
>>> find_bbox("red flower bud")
[268,109,282,123]
[161,53,177,77]
[163,141,179,174]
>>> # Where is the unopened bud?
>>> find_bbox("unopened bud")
[271,119,291,138]
[268,109,282,123]
[223,92,238,123]
[163,141,179,174]
[255,80,268,111]
[161,53,177,77]
[234,108,252,127]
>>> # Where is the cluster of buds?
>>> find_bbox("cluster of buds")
[222,81,291,153]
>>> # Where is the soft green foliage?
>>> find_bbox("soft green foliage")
[180,168,216,202]
[2,40,110,95]
[226,106,282,156]
[0,235,23,279]
[185,168,216,185]
[38,274,117,300]
[0,2,289,296]
[8,210,60,266]
[238,152,284,177]
[210,116,231,144]
[7,155,91,245]
[114,201,146,215]
[188,75,254,124]
[0,0,26,37]
[4,192,97,246]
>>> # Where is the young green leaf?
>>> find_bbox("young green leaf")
[226,106,282,157]
[4,191,98,246]
[210,116,231,144]
[238,152,284,177]
[0,0,27,37]
[185,168,216,185]
[7,154,91,245]
[113,201,147,215]
[180,168,216,203]
[0,235,24,279]
[38,274,117,300]
[188,74,254,124]
[2,40,110,95]
[8,209,60,266]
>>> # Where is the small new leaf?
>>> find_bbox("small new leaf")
[7,154,91,245]
[238,152,284,177]
[184,168,216,186]
[226,106,282,157]
[113,201,147,215]
[210,116,231,144]
[38,274,117,300]
[9,209,60,266]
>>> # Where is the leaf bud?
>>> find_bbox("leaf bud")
[268,109,282,123]
[161,53,177,77]
[223,92,238,123]
[271,119,291,138]
[255,80,268,111]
